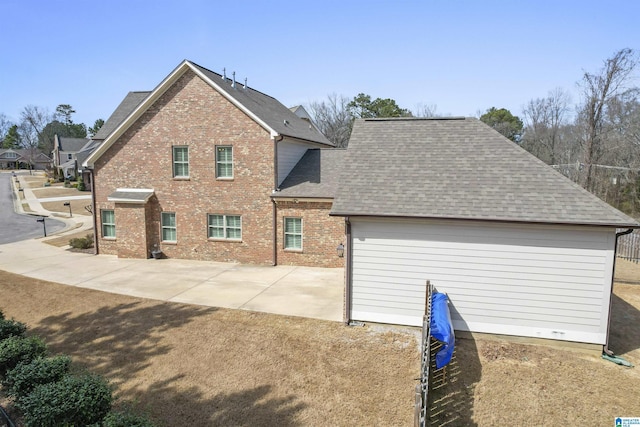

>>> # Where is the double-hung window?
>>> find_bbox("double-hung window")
[161,212,177,242]
[216,146,233,178]
[208,214,241,240]
[101,209,115,238]
[173,146,189,178]
[284,217,302,250]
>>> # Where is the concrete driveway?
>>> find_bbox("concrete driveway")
[0,238,345,322]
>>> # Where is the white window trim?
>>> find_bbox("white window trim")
[208,214,242,241]
[284,217,303,251]
[172,146,189,178]
[216,146,233,179]
[161,212,177,242]
[101,209,116,239]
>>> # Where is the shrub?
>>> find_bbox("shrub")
[3,355,71,400]
[19,372,112,427]
[0,336,47,378]
[0,318,27,341]
[0,309,4,319]
[101,408,156,427]
[69,234,94,249]
[77,176,85,191]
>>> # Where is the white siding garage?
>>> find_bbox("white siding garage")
[350,218,616,344]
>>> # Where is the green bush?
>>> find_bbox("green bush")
[0,336,47,378]
[69,234,94,249]
[3,355,71,400]
[0,318,27,341]
[100,408,156,427]
[0,309,4,319]
[19,372,112,427]
[77,176,86,191]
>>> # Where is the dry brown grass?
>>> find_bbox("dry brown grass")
[39,200,92,217]
[0,259,639,426]
[0,272,418,426]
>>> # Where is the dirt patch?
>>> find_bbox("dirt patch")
[31,187,86,198]
[615,258,640,285]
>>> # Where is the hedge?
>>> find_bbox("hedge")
[0,318,27,341]
[3,355,71,400]
[0,336,47,378]
[18,373,112,427]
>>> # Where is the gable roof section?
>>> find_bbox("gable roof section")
[85,60,331,168]
[330,117,640,228]
[93,91,150,140]
[58,137,90,152]
[274,148,345,199]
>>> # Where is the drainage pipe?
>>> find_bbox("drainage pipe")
[603,228,634,356]
[89,169,98,255]
[344,217,352,324]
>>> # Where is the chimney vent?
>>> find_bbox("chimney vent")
[244,78,247,90]
[222,68,226,80]
[232,71,236,88]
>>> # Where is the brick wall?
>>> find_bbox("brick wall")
[275,200,346,268]
[94,69,276,264]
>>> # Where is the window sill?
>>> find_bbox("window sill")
[284,248,303,253]
[208,238,243,243]
[161,241,177,245]
[216,177,234,181]
[173,177,190,181]
[102,237,116,241]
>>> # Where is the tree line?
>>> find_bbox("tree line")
[0,105,104,155]
[307,49,639,217]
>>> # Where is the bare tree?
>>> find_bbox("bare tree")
[19,105,54,153]
[521,88,572,165]
[578,48,638,192]
[307,93,352,148]
[413,103,439,118]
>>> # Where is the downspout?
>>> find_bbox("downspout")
[89,168,99,255]
[603,228,633,356]
[271,135,283,266]
[344,217,352,324]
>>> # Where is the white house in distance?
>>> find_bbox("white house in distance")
[331,117,639,346]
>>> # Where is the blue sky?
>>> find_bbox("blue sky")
[1,0,638,128]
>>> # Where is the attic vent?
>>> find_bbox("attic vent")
[284,119,289,126]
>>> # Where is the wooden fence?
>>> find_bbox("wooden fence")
[618,229,640,263]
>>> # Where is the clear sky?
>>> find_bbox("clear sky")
[1,0,638,128]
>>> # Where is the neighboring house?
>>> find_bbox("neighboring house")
[83,60,345,268]
[331,117,640,345]
[52,135,90,178]
[0,148,51,170]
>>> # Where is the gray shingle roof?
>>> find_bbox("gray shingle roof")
[190,62,332,146]
[93,91,150,140]
[58,137,89,152]
[274,149,345,198]
[330,117,640,227]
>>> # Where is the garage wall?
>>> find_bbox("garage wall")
[350,218,616,344]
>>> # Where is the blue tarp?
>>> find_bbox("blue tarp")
[430,292,455,369]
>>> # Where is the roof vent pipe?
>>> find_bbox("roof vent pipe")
[244,78,247,90]
[232,71,236,88]
[222,68,226,80]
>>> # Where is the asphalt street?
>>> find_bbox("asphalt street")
[0,171,65,244]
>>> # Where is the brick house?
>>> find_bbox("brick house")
[84,60,345,268]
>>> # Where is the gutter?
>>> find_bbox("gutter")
[603,228,633,356]
[90,168,99,256]
[271,135,283,266]
[344,217,352,324]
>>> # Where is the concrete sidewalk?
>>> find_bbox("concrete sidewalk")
[0,239,344,322]
[2,172,344,322]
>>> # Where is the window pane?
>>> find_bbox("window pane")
[216,146,233,178]
[285,234,301,249]
[173,147,189,177]
[285,218,301,233]
[101,210,115,238]
[161,212,176,241]
[208,214,224,238]
[226,215,241,239]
